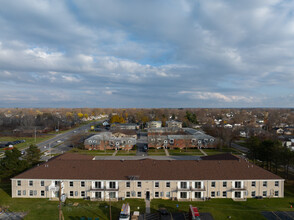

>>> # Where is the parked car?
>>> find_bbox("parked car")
[158,208,169,216]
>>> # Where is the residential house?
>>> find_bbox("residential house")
[147,121,162,129]
[166,120,182,129]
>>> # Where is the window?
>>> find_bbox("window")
[235,192,241,198]
[41,191,45,196]
[263,191,267,197]
[180,192,187,199]
[252,181,256,187]
[109,182,116,189]
[235,181,241,189]
[95,192,101,199]
[81,191,85,197]
[41,181,44,186]
[251,191,256,197]
[23,190,26,196]
[29,180,33,186]
[17,190,21,196]
[275,191,279,197]
[137,182,141,188]
[155,182,159,188]
[166,182,170,188]
[29,190,33,196]
[195,182,201,189]
[137,192,142,198]
[223,191,227,197]
[95,181,101,189]
[195,192,201,198]
[55,181,59,186]
[81,181,85,187]
[109,192,116,198]
[166,192,170,198]
[263,181,267,187]
[223,181,227,187]
[126,182,130,188]
[211,181,215,187]
[211,191,215,197]
[126,192,130,198]
[275,181,279,187]
[70,191,74,197]
[17,180,21,186]
[155,192,159,198]
[75,191,78,196]
[180,182,187,189]
[217,191,220,196]
[70,181,73,187]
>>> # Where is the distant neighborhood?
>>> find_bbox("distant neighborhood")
[0,108,294,220]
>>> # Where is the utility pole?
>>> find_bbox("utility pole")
[109,193,112,220]
[59,181,64,220]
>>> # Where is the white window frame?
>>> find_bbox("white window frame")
[263,191,267,197]
[211,181,215,187]
[137,181,142,188]
[137,192,142,198]
[211,191,215,197]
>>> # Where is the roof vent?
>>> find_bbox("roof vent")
[121,159,125,162]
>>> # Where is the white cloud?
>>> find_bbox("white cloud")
[0,0,293,107]
[179,91,254,103]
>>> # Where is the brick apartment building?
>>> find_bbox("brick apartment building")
[84,130,137,151]
[147,128,215,149]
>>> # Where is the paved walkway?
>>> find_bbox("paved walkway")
[112,150,118,156]
[199,148,207,156]
[145,200,151,214]
[164,148,170,156]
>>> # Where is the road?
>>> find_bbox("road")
[136,131,148,156]
[231,142,249,153]
[35,120,102,160]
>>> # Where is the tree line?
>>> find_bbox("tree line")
[0,145,41,181]
[246,137,294,179]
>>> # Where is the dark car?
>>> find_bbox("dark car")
[158,208,169,215]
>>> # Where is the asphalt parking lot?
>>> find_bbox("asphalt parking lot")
[262,211,294,220]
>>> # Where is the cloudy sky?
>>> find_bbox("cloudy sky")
[0,0,294,108]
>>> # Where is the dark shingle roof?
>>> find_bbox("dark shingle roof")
[12,153,282,181]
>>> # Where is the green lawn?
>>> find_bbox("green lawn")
[0,136,53,151]
[116,150,137,156]
[151,182,294,220]
[68,148,114,156]
[0,182,145,219]
[168,149,203,156]
[202,148,242,156]
[147,149,166,156]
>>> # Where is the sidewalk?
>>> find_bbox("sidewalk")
[164,148,170,156]
[145,199,150,214]
[112,150,118,156]
[199,148,207,156]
